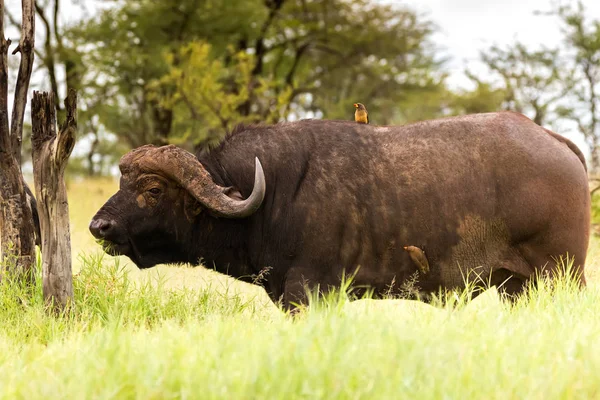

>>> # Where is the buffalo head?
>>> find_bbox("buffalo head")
[89,144,265,268]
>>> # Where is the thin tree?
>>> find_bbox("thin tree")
[0,0,36,280]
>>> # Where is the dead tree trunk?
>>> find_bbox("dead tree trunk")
[31,90,76,312]
[0,0,36,281]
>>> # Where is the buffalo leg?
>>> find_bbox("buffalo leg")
[282,267,322,311]
[517,226,588,289]
[489,268,527,299]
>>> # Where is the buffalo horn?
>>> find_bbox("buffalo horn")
[119,144,266,218]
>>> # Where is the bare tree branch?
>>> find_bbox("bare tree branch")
[252,0,286,76]
[5,8,43,61]
[5,8,43,59]
[0,0,36,280]
[285,43,309,87]
[34,0,60,111]
[0,1,11,151]
[10,0,35,164]
[53,0,60,44]
[583,61,598,140]
[3,7,40,61]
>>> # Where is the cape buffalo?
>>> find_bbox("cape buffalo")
[89,112,590,308]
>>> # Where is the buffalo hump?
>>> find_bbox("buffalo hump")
[90,112,590,309]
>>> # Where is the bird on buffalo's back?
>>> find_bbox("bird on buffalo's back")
[354,103,368,124]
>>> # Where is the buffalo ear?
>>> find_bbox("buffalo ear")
[183,192,203,220]
[222,186,245,201]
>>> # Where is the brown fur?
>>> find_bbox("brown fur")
[90,112,590,309]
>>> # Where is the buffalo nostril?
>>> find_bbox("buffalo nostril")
[89,218,114,238]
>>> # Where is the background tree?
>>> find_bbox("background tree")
[460,43,572,126]
[68,0,260,148]
[554,1,600,173]
[152,41,291,149]
[70,0,447,150]
[449,74,507,115]
[20,0,600,179]
[5,0,120,176]
[460,1,600,173]
[0,0,36,279]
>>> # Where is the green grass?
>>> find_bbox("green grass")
[1,178,600,399]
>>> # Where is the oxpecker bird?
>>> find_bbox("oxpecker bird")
[353,103,368,124]
[403,245,430,275]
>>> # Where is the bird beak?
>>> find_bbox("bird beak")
[353,103,358,108]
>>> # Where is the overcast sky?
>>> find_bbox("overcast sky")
[400,0,600,88]
[396,0,600,152]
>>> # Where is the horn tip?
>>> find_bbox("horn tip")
[254,156,266,195]
[254,157,264,174]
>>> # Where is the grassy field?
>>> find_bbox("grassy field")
[2,178,600,399]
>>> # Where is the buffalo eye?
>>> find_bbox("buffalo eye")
[148,187,161,196]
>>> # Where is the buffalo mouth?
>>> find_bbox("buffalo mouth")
[96,238,153,269]
[97,239,130,257]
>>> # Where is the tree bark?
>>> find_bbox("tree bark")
[11,0,35,164]
[0,0,36,281]
[31,90,76,312]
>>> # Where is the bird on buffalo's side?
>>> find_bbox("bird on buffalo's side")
[354,103,369,124]
[403,245,430,275]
